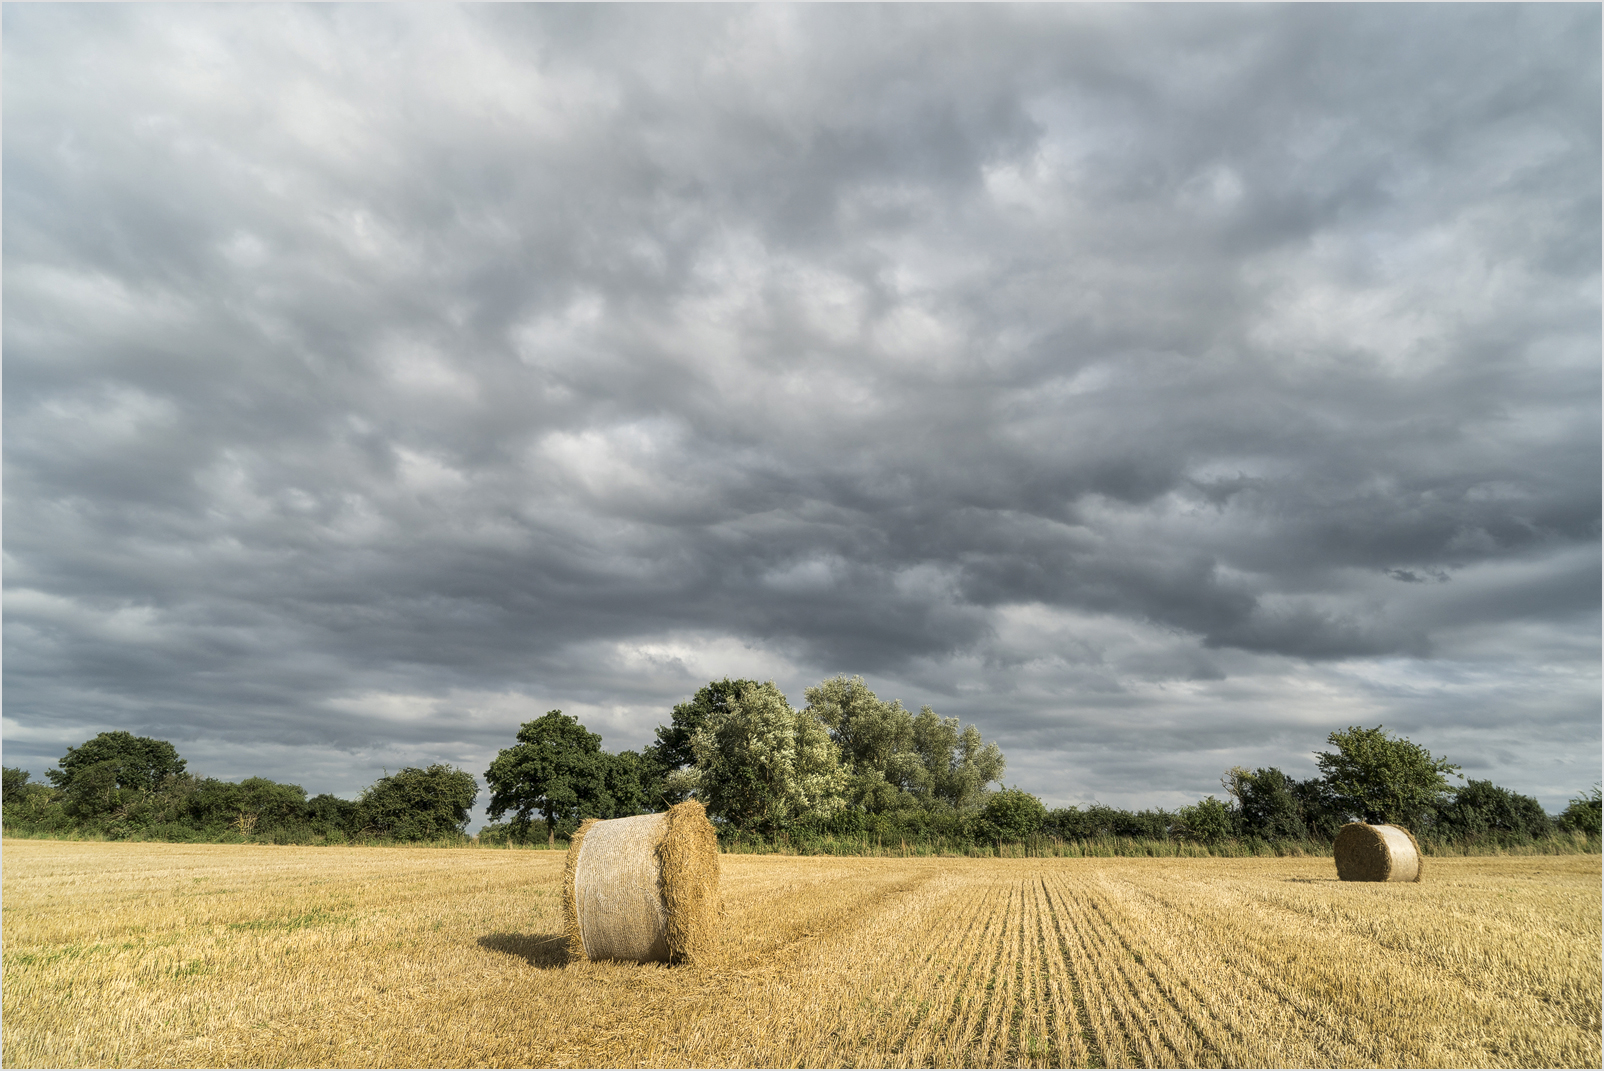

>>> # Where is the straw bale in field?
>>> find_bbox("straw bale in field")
[562,799,720,964]
[1333,822,1424,882]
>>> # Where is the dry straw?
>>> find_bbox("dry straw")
[1333,822,1424,882]
[562,800,721,964]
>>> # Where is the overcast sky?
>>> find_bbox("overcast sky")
[5,5,1599,827]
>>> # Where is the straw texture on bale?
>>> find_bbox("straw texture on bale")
[562,800,720,964]
[1333,822,1424,882]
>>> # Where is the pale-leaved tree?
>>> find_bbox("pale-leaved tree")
[805,675,928,813]
[690,681,847,833]
[911,706,1005,810]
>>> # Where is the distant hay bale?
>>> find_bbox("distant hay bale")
[562,800,720,964]
[1333,822,1424,882]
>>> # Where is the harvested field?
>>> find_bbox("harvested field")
[2,839,1598,1068]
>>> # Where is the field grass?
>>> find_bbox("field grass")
[2,839,1597,1068]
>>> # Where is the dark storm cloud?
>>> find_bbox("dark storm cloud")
[4,5,1598,815]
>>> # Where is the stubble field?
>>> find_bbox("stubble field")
[1,839,1598,1068]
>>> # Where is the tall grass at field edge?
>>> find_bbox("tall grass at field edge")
[713,829,1602,859]
[5,825,1596,857]
[0,826,556,850]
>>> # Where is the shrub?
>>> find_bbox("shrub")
[977,788,1047,841]
[358,764,478,841]
[307,793,360,838]
[1434,780,1552,839]
[3,766,32,805]
[1045,804,1176,840]
[1557,785,1602,836]
[1176,797,1233,844]
[1223,767,1309,840]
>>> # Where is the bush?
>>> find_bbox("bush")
[1434,780,1552,839]
[1223,767,1309,840]
[1,769,64,830]
[182,778,253,834]
[358,764,478,841]
[977,788,1047,841]
[131,821,214,843]
[307,793,360,838]
[3,766,32,805]
[1044,804,1175,840]
[1288,777,1348,841]
[1176,797,1233,844]
[47,731,188,797]
[1557,785,1602,836]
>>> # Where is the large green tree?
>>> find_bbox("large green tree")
[601,749,654,819]
[910,706,1006,810]
[485,711,624,845]
[800,676,1008,816]
[358,765,478,841]
[1433,780,1552,839]
[1558,785,1602,836]
[43,732,188,822]
[47,731,187,796]
[184,776,310,836]
[688,681,848,834]
[647,679,758,805]
[1315,725,1461,829]
[2,767,33,806]
[977,787,1047,841]
[1222,766,1309,840]
[805,675,927,813]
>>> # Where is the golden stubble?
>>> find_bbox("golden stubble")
[2,840,1597,1068]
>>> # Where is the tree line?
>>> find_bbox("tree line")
[482,677,1006,845]
[3,676,1599,851]
[1,731,477,844]
[480,681,1600,850]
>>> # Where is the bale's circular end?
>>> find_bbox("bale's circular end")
[560,802,721,965]
[1334,823,1388,881]
[1333,822,1422,882]
[657,799,721,965]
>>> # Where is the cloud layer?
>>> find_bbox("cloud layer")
[5,5,1599,819]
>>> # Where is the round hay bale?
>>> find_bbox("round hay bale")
[562,799,720,964]
[1333,822,1424,882]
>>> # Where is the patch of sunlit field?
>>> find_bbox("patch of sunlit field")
[2,840,1598,1069]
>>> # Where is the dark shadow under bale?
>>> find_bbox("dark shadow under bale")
[476,931,570,969]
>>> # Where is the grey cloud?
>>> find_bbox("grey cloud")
[4,5,1597,816]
